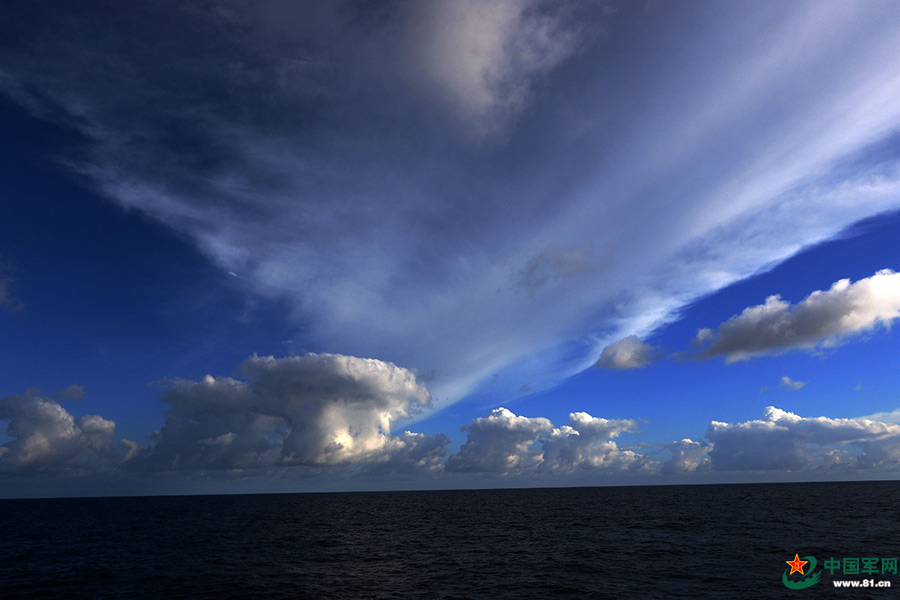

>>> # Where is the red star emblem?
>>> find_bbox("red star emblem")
[786,554,808,575]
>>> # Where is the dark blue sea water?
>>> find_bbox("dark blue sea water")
[1,481,898,599]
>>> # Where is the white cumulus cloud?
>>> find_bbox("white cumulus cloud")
[445,407,552,472]
[706,406,900,471]
[0,392,135,473]
[446,407,654,474]
[661,439,713,475]
[539,412,652,473]
[141,353,447,471]
[694,269,900,363]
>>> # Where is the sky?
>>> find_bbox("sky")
[0,0,899,498]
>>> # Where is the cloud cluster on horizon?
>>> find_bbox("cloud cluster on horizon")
[449,405,900,476]
[137,354,447,473]
[4,353,900,483]
[707,406,900,471]
[0,393,136,473]
[446,407,650,474]
[2,2,900,407]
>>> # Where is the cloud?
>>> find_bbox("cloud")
[9,378,900,485]
[0,276,14,309]
[538,412,652,473]
[779,376,807,391]
[446,408,654,474]
[3,3,900,412]
[0,259,22,312]
[706,406,900,471]
[859,408,900,424]
[0,392,135,473]
[661,439,712,474]
[400,0,591,137]
[595,336,658,370]
[365,431,450,475]
[446,407,552,472]
[140,353,447,471]
[54,384,87,401]
[513,245,592,296]
[693,269,900,363]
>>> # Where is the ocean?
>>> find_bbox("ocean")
[2,481,897,599]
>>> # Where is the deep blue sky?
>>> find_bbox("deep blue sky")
[1,1,899,497]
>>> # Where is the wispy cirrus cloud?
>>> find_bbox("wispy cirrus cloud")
[2,2,900,410]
